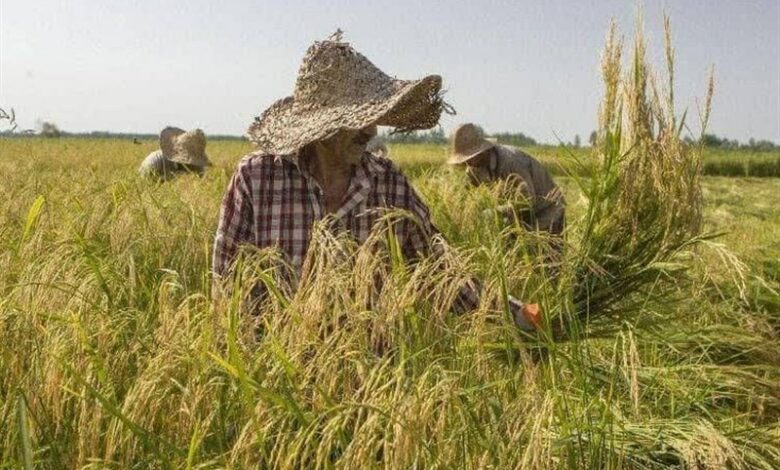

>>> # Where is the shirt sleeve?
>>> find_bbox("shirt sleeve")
[527,159,566,235]
[138,150,165,178]
[213,162,254,278]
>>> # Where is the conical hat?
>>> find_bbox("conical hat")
[247,32,449,155]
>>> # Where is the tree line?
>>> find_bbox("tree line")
[2,112,776,150]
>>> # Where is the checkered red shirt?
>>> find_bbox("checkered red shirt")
[213,151,479,310]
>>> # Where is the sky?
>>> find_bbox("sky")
[1,0,778,144]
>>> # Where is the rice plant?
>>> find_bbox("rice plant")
[570,15,712,325]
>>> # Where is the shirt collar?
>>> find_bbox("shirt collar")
[280,150,387,179]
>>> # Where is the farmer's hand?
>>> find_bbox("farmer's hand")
[508,297,542,332]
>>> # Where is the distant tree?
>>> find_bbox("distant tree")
[589,130,597,146]
[702,133,726,147]
[428,127,445,143]
[39,121,62,138]
[382,128,447,144]
[700,133,743,149]
[491,132,537,147]
[738,138,774,151]
[696,133,777,150]
[746,139,776,151]
[383,127,539,147]
[574,134,581,148]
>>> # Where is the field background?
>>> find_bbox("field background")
[1,138,779,468]
[392,143,780,178]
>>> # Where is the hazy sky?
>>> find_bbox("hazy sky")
[2,0,778,143]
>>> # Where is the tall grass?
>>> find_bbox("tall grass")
[2,15,779,469]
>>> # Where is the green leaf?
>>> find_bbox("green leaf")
[16,394,34,470]
[19,195,45,250]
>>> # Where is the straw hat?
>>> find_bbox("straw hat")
[160,127,211,167]
[160,126,185,158]
[447,123,496,165]
[247,32,449,155]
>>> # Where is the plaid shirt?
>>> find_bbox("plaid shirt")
[213,151,479,310]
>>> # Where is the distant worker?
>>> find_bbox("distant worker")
[449,123,565,255]
[139,127,212,180]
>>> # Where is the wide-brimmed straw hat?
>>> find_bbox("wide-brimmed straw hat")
[160,127,211,167]
[447,123,496,165]
[247,32,449,155]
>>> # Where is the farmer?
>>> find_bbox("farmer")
[213,34,542,332]
[138,127,211,181]
[448,123,565,257]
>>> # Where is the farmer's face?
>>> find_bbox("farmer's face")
[320,125,377,163]
[463,149,493,185]
[464,149,491,168]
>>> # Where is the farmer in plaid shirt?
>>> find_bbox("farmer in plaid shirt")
[213,34,541,331]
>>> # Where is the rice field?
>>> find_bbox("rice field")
[0,135,778,469]
[2,15,779,469]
